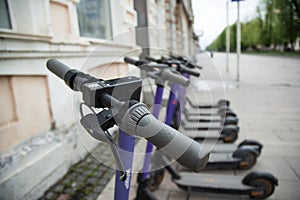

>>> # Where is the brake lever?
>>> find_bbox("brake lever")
[80,110,127,181]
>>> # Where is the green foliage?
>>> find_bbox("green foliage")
[206,0,300,51]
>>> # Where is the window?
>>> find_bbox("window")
[0,0,12,29]
[77,0,112,39]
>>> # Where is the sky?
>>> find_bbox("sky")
[192,0,260,49]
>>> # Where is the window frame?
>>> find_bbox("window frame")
[0,0,16,32]
[76,0,113,41]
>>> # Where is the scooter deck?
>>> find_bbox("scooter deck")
[208,152,237,162]
[181,121,223,131]
[183,109,221,117]
[185,115,223,122]
[179,128,221,139]
[204,153,240,170]
[182,119,222,127]
[185,97,228,109]
[174,172,251,194]
[177,153,240,171]
[211,143,240,153]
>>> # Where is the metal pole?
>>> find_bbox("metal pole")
[236,0,241,81]
[226,0,230,73]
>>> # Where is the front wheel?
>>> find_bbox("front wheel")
[249,178,276,199]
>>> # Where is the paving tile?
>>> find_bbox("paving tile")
[236,156,299,181]
[238,131,282,143]
[262,144,300,157]
[155,171,181,191]
[275,130,300,141]
[273,180,300,200]
[285,158,300,179]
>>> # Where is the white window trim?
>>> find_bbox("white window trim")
[0,0,17,32]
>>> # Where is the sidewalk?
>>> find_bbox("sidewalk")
[145,52,300,200]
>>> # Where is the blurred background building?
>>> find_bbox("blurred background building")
[0,0,198,199]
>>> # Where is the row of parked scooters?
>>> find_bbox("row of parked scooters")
[124,54,278,200]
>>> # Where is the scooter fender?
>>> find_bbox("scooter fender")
[217,99,230,107]
[232,146,260,158]
[238,139,263,154]
[218,107,237,118]
[221,125,239,135]
[223,116,239,126]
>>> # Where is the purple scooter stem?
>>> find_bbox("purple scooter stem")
[177,73,190,123]
[165,83,181,126]
[114,129,135,200]
[141,85,164,179]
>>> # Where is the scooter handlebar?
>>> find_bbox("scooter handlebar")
[180,64,200,77]
[46,59,71,80]
[145,56,160,63]
[160,68,189,87]
[119,103,209,172]
[124,56,141,66]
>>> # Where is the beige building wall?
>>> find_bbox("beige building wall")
[0,0,140,199]
[0,76,52,152]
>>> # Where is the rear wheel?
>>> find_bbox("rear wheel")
[238,152,257,169]
[221,128,238,143]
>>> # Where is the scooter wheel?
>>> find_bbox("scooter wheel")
[249,178,276,199]
[149,168,165,192]
[242,172,278,199]
[238,152,257,170]
[218,107,237,118]
[221,128,238,143]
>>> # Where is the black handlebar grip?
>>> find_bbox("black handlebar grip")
[124,56,138,66]
[46,59,71,80]
[180,65,200,77]
[145,56,160,63]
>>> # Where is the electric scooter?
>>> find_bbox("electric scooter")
[152,151,278,200]
[46,59,210,200]
[125,56,277,199]
[124,56,193,200]
[169,54,231,108]
[147,55,265,170]
[168,56,262,169]
[148,77,277,198]
[144,56,239,133]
